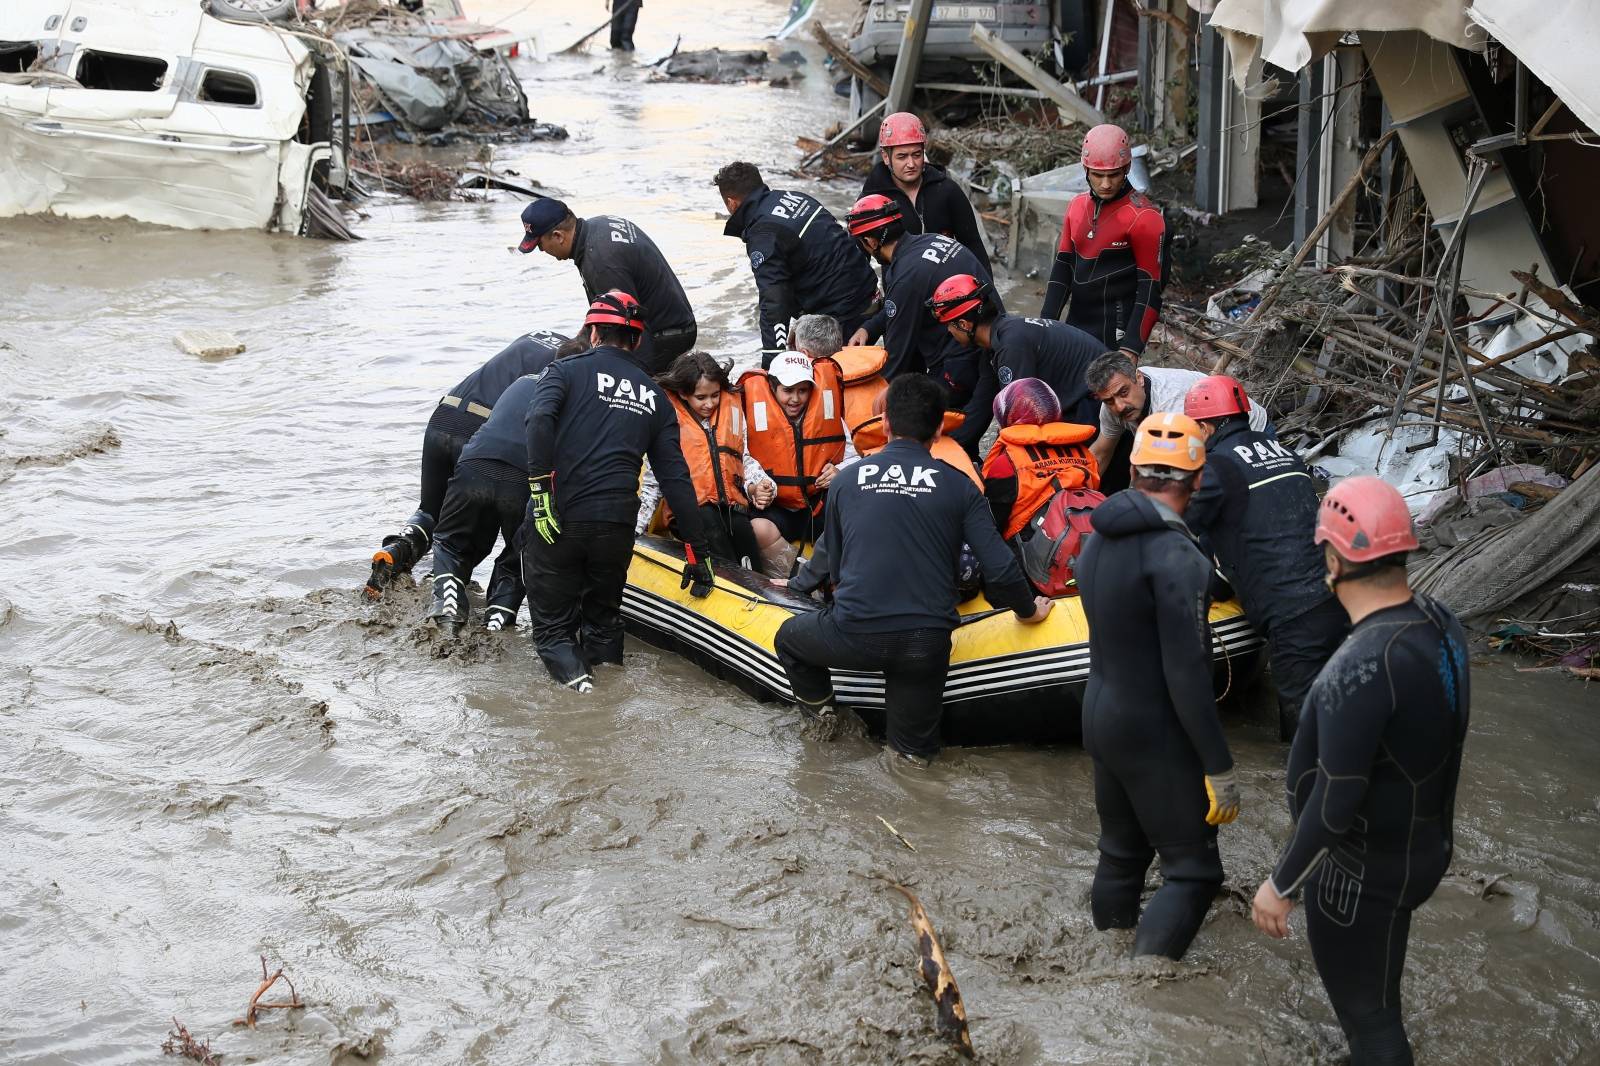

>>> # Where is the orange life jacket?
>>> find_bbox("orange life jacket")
[739,362,846,513]
[821,345,889,440]
[670,388,749,510]
[981,422,1100,538]
[851,410,985,492]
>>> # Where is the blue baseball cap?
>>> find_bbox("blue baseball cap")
[518,198,569,253]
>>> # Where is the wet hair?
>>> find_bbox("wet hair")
[591,323,641,349]
[793,314,842,359]
[994,377,1061,427]
[555,335,589,358]
[1133,469,1199,494]
[1086,351,1137,395]
[713,162,764,202]
[884,373,947,444]
[658,350,732,396]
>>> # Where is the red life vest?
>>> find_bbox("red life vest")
[739,362,846,513]
[671,388,749,510]
[980,422,1099,538]
[850,410,984,491]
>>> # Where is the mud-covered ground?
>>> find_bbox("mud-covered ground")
[2,0,1599,1062]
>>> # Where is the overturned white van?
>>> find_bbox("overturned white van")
[0,1,334,233]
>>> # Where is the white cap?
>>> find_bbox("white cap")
[769,351,815,388]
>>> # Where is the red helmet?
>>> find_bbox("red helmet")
[1314,476,1419,563]
[878,111,926,148]
[1081,123,1132,171]
[926,273,989,323]
[845,193,904,238]
[1184,375,1251,421]
[1021,488,1106,596]
[994,377,1062,427]
[584,289,645,331]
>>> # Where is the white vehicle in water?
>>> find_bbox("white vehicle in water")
[0,1,335,233]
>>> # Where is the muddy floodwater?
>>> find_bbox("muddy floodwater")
[2,1,1599,1062]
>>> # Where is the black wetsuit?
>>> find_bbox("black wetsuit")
[861,159,991,276]
[1039,183,1167,356]
[571,216,696,374]
[775,439,1035,758]
[987,313,1106,429]
[522,344,705,684]
[859,233,1002,455]
[725,185,878,363]
[1184,415,1347,738]
[1077,489,1232,960]
[427,374,545,629]
[1271,596,1469,1066]
[415,330,568,531]
[609,0,640,49]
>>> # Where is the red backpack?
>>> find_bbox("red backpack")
[1018,488,1105,596]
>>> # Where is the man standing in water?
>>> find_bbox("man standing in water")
[1253,476,1470,1066]
[518,198,697,374]
[1039,123,1167,359]
[523,291,714,693]
[859,112,991,275]
[1076,412,1239,960]
[774,374,1050,763]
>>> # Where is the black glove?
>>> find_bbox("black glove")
[680,542,714,598]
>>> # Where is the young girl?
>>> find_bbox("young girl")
[636,352,780,569]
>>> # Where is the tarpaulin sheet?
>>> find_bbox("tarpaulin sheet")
[1205,0,1478,86]
[1468,0,1600,135]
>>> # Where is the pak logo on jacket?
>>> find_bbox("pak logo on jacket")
[857,461,938,497]
[595,372,657,415]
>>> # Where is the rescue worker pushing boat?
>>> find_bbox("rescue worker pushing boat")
[714,162,878,364]
[1252,476,1469,1066]
[522,290,714,693]
[774,374,1051,763]
[366,328,573,597]
[1076,411,1239,960]
[518,198,697,373]
[1183,375,1347,739]
[1040,123,1168,357]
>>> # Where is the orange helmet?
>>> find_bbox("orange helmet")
[1131,412,1205,474]
[1184,375,1250,421]
[584,290,645,331]
[1314,476,1419,563]
[879,111,926,148]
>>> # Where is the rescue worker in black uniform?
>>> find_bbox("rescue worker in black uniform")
[366,328,573,597]
[860,111,991,276]
[608,0,640,50]
[1182,375,1348,740]
[844,194,1001,457]
[1076,412,1240,960]
[774,374,1051,763]
[518,198,697,374]
[927,273,1106,429]
[425,370,553,635]
[713,161,878,366]
[1253,476,1469,1066]
[522,290,714,693]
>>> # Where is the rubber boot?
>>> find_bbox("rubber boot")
[426,573,467,636]
[759,539,797,580]
[367,512,434,599]
[482,565,523,633]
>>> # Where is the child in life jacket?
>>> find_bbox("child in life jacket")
[636,352,779,567]
[981,377,1104,595]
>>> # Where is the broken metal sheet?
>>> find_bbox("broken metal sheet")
[348,53,464,130]
[1468,0,1600,136]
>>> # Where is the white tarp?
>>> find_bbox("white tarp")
[1468,0,1600,136]
[1205,0,1480,86]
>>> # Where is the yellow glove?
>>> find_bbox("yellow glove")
[1204,771,1240,826]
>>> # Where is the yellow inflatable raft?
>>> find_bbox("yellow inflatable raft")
[622,537,1266,746]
